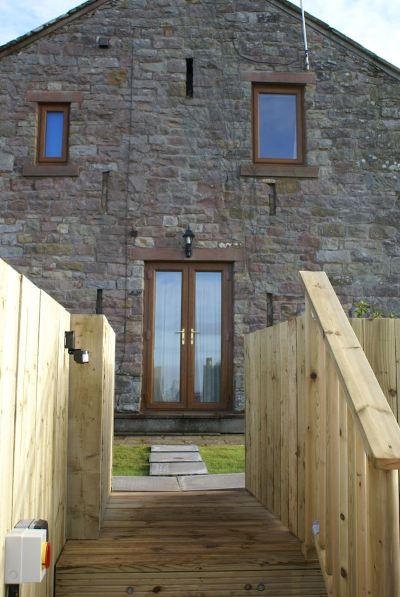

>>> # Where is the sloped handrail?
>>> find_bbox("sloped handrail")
[300,271,400,469]
[300,271,400,596]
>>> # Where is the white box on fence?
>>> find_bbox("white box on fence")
[5,528,47,583]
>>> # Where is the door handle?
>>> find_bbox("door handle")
[175,328,185,345]
[190,328,199,345]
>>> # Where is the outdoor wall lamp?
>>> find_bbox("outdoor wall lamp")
[64,331,90,364]
[183,226,195,258]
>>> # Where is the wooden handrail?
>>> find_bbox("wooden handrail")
[300,270,400,470]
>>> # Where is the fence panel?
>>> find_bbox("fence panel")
[246,300,400,595]
[0,259,70,597]
[0,258,116,596]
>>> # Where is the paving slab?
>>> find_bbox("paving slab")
[178,473,245,491]
[151,444,199,452]
[149,452,202,463]
[112,476,180,491]
[150,461,208,476]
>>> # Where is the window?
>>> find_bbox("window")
[253,84,304,164]
[38,103,69,163]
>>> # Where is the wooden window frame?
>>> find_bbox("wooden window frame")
[252,84,305,165]
[37,103,70,163]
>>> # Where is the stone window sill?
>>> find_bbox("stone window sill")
[240,163,319,178]
[22,163,80,177]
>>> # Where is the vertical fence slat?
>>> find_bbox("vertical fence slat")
[355,432,367,597]
[260,330,268,508]
[0,260,20,596]
[288,318,298,536]
[36,290,63,597]
[304,300,320,554]
[347,406,356,596]
[339,390,349,596]
[244,334,253,494]
[53,307,71,557]
[280,322,289,527]
[296,316,306,542]
[272,325,281,517]
[255,331,262,502]
[395,319,400,426]
[328,357,341,596]
[317,340,327,552]
[325,354,339,580]
[12,277,40,526]
[266,327,274,512]
[367,465,400,596]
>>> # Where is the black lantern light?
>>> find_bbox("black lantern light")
[183,226,195,258]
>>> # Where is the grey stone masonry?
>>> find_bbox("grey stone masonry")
[0,0,399,417]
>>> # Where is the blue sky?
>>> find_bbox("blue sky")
[0,0,398,68]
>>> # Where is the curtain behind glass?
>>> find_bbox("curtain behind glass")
[194,272,221,403]
[153,271,182,402]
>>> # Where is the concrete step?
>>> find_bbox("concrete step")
[150,461,208,476]
[178,473,245,491]
[151,444,199,452]
[113,476,180,491]
[112,473,245,492]
[149,452,202,463]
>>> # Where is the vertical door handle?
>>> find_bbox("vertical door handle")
[190,329,199,345]
[176,328,185,345]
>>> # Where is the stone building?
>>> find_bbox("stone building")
[0,0,399,433]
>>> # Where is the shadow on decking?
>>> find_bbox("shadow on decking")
[56,489,327,596]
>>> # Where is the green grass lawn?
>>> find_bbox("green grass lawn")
[113,445,150,476]
[200,445,245,474]
[113,444,245,476]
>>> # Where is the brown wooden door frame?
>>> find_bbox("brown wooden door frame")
[143,261,233,411]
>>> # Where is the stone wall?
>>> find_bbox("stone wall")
[0,0,399,413]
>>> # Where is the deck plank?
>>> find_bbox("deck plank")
[56,489,326,596]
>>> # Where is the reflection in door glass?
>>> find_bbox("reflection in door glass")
[195,272,221,403]
[153,271,182,402]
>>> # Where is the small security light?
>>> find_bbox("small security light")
[64,331,90,364]
[183,226,195,258]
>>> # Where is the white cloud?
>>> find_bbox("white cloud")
[0,0,398,68]
[302,0,400,67]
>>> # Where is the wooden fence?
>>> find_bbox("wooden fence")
[0,258,115,597]
[245,272,400,596]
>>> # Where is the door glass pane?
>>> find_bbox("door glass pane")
[45,111,64,158]
[153,271,182,402]
[258,93,297,159]
[194,272,221,403]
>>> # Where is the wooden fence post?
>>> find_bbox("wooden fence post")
[67,314,115,540]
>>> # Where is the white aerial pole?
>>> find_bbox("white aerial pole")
[300,0,310,70]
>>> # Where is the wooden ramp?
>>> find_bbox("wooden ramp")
[56,489,326,597]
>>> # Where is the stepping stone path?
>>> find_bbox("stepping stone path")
[150,445,208,476]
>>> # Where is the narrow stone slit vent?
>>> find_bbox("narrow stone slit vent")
[268,183,277,216]
[186,57,194,97]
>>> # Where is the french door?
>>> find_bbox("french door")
[143,262,233,410]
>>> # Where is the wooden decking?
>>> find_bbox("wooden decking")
[56,489,327,596]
